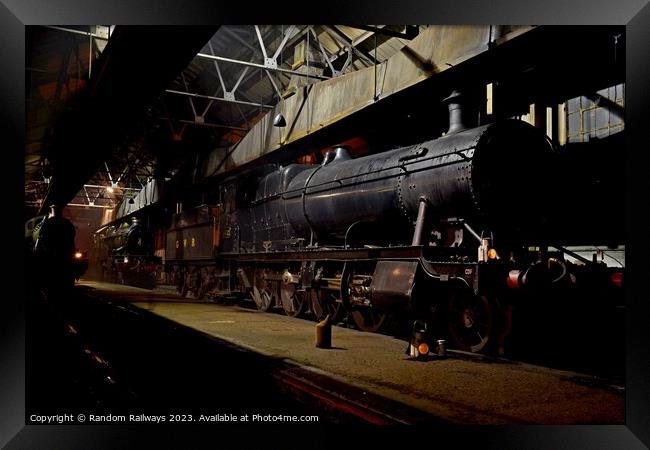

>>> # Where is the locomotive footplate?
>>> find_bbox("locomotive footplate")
[222,245,502,297]
[221,245,425,263]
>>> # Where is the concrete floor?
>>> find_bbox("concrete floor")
[78,280,624,424]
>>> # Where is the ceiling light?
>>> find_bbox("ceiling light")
[273,113,286,127]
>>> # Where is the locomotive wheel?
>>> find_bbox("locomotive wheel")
[252,269,274,312]
[350,308,388,333]
[280,283,306,317]
[252,286,273,312]
[187,267,201,299]
[178,276,188,298]
[310,289,344,323]
[447,287,495,353]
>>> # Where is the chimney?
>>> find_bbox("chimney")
[443,90,466,135]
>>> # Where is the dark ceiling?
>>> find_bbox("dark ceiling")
[25,25,419,216]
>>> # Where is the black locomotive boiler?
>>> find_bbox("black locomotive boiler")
[166,94,623,354]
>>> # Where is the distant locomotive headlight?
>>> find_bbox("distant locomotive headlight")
[418,342,430,355]
[74,251,83,259]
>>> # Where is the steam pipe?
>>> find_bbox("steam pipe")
[411,196,429,246]
[463,222,482,243]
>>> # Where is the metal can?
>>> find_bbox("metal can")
[437,339,447,357]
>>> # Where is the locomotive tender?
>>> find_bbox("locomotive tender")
[165,93,622,353]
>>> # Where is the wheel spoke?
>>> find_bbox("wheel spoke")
[351,308,387,333]
[252,269,274,312]
[281,286,305,318]
[310,289,344,322]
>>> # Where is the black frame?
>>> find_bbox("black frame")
[3,1,649,448]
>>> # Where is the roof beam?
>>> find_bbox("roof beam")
[157,116,248,131]
[325,25,378,66]
[272,25,298,61]
[43,25,108,41]
[164,89,273,109]
[346,25,418,40]
[195,52,330,80]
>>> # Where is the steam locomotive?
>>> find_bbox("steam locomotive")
[94,217,161,288]
[164,92,625,354]
[26,210,89,289]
